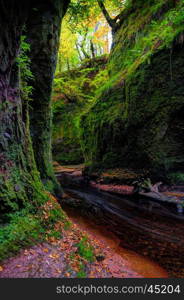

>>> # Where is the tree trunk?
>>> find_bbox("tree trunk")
[0,0,45,218]
[0,0,70,218]
[66,58,70,71]
[90,40,96,59]
[27,0,70,194]
[80,44,90,59]
[58,54,62,73]
[76,43,83,61]
[97,0,116,29]
[97,0,120,44]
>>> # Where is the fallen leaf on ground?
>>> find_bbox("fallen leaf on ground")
[43,248,49,253]
[49,253,60,259]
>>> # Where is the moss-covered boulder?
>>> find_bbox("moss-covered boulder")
[80,0,184,183]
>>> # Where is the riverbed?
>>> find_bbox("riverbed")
[55,164,184,277]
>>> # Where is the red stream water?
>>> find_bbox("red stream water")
[65,206,168,278]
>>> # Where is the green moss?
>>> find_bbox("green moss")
[79,0,184,180]
[16,35,34,101]
[109,0,184,80]
[0,211,45,262]
[76,236,95,263]
[167,172,184,185]
[52,56,108,165]
[76,263,87,278]
[0,194,71,262]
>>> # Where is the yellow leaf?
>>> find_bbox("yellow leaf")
[49,253,60,259]
[43,248,49,253]
[0,266,3,272]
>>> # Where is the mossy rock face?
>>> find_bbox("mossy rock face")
[80,0,184,182]
[123,46,184,174]
[52,56,108,165]
[53,138,83,165]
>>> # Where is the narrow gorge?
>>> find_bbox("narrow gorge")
[0,0,184,279]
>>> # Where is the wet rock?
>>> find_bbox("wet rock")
[96,255,105,262]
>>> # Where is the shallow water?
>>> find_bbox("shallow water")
[63,205,168,278]
[61,187,184,277]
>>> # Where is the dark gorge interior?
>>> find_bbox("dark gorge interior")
[0,0,184,280]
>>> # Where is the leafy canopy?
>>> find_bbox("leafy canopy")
[57,0,126,71]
